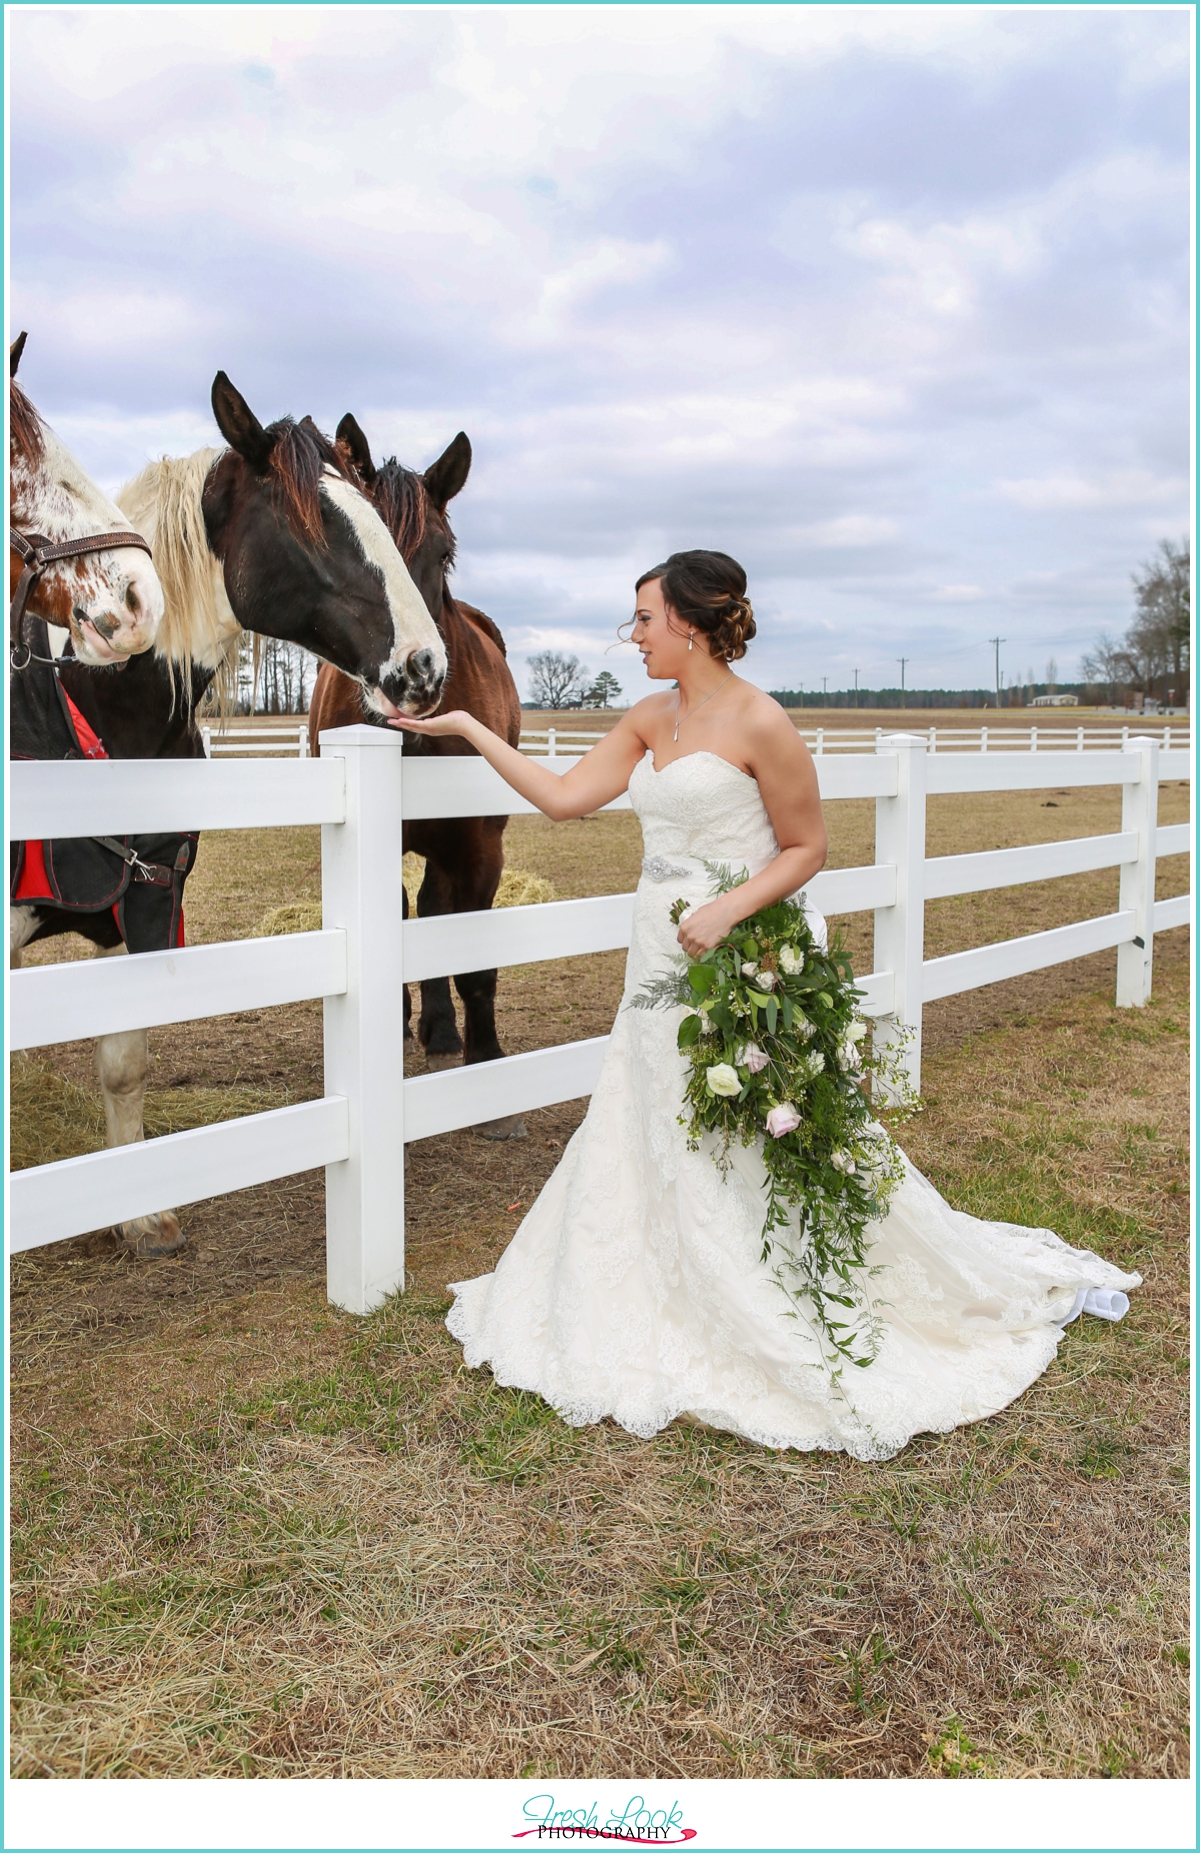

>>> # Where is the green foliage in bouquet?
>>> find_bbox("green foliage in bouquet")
[629,862,920,1377]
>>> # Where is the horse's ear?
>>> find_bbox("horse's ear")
[423,432,471,510]
[336,413,376,486]
[211,371,276,473]
[10,331,28,378]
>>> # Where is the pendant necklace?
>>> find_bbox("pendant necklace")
[674,670,733,743]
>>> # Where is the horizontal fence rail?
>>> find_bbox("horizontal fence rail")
[202,723,309,759]
[11,930,347,1051]
[10,1098,349,1254]
[8,728,1191,1313]
[522,723,1190,758]
[10,756,346,838]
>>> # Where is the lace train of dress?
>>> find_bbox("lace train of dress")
[447,751,1140,1461]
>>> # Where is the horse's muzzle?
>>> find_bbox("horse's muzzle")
[376,649,447,718]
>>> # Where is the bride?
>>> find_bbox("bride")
[391,550,1139,1460]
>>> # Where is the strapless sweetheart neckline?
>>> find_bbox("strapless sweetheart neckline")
[645,748,755,780]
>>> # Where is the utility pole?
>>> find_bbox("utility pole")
[896,657,908,709]
[988,636,1005,710]
[821,675,828,706]
[853,668,859,708]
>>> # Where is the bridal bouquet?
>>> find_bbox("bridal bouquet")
[630,863,919,1375]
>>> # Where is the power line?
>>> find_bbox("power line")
[988,636,1006,710]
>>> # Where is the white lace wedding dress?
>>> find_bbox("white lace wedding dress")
[447,751,1140,1461]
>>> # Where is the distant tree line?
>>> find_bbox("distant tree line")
[230,634,316,714]
[1080,539,1189,709]
[770,687,1001,710]
[526,651,623,709]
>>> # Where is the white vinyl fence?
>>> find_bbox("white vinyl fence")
[201,722,309,758]
[9,731,1191,1316]
[522,723,1189,758]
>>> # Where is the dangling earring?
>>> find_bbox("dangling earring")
[688,629,694,651]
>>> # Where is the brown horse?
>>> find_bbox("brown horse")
[308,419,524,1136]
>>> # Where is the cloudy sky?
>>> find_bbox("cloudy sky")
[8,5,1191,701]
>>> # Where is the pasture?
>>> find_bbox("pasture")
[9,779,1190,1778]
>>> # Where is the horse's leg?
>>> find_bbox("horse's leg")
[452,821,526,1142]
[402,882,413,1047]
[9,904,40,967]
[92,944,185,1259]
[415,860,465,1072]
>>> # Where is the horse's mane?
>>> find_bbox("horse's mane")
[9,379,44,466]
[118,448,237,709]
[371,459,456,571]
[118,418,356,717]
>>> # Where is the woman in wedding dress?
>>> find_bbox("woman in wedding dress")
[391,550,1138,1461]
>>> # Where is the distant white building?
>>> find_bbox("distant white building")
[1031,693,1079,708]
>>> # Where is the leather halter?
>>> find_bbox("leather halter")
[10,527,154,669]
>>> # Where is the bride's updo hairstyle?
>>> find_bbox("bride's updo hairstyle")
[636,550,756,661]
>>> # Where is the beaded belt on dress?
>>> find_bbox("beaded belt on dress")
[641,855,704,883]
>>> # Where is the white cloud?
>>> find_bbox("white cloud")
[995,470,1189,512]
[9,5,1190,694]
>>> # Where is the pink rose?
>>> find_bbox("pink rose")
[740,1043,769,1074]
[765,1103,801,1138]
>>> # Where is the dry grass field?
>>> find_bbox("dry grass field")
[9,771,1191,1779]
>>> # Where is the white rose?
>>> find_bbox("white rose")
[840,1039,863,1072]
[740,960,758,977]
[778,944,802,975]
[705,1063,741,1098]
[830,1147,856,1174]
[847,1019,868,1044]
[757,970,777,991]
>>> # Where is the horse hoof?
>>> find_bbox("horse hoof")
[476,1115,527,1142]
[116,1211,187,1258]
[423,1051,462,1074]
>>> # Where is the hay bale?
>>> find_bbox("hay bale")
[406,853,554,911]
[255,902,323,937]
[254,861,555,939]
[9,1054,296,1172]
[495,867,556,908]
[9,1056,106,1171]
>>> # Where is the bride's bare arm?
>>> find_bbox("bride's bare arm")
[675,709,826,957]
[387,706,652,821]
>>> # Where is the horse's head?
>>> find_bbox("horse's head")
[335,415,471,624]
[8,333,164,664]
[201,375,447,718]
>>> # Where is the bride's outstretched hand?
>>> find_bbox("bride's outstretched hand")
[386,710,471,737]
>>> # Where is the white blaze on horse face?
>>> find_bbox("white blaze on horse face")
[12,419,164,663]
[319,469,447,717]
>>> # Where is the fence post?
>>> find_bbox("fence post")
[873,733,927,1096]
[548,727,557,763]
[298,724,309,760]
[929,726,937,754]
[319,724,408,1314]
[1116,736,1160,1009]
[816,728,824,755]
[201,725,212,759]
